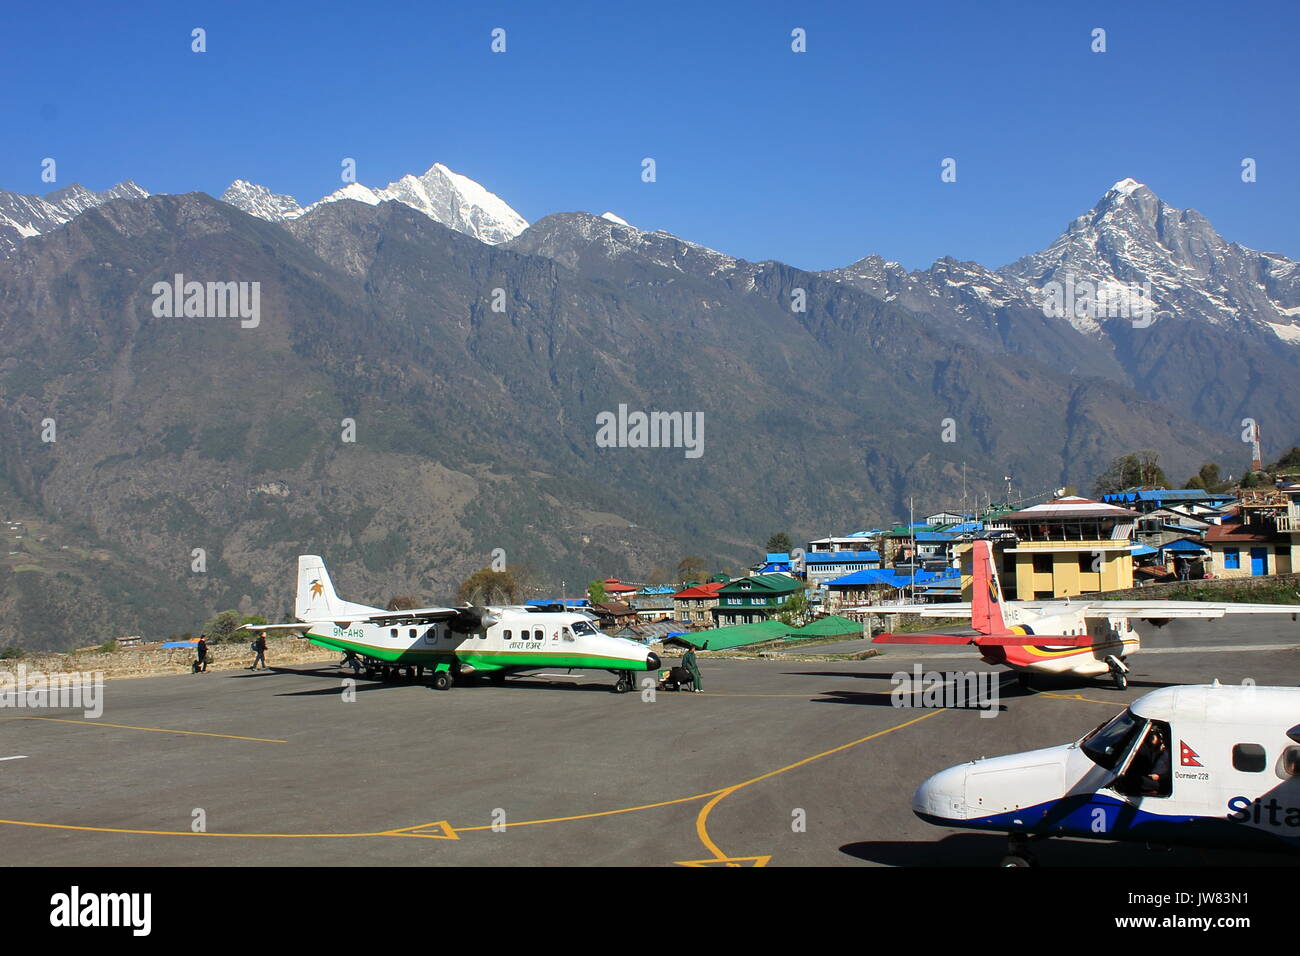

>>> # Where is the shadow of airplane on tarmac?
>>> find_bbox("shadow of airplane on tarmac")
[841,832,1296,867]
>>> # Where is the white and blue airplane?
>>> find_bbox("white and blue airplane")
[913,682,1300,865]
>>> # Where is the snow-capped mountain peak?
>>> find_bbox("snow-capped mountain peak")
[600,211,630,226]
[0,179,151,258]
[1107,177,1146,198]
[221,162,528,245]
[219,180,303,222]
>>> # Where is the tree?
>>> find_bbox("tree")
[646,566,672,587]
[1266,446,1300,474]
[1183,473,1207,490]
[765,532,793,554]
[204,610,243,642]
[456,569,521,606]
[587,579,607,604]
[677,556,707,585]
[775,589,811,627]
[386,595,421,611]
[1092,450,1168,495]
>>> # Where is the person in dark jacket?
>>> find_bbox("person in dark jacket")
[683,643,705,692]
[251,632,268,670]
[195,635,209,673]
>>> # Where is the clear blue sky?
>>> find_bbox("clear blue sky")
[3,0,1297,271]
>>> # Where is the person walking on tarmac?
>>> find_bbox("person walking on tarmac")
[250,632,268,670]
[683,642,705,693]
[194,634,209,674]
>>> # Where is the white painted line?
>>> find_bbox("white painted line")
[0,755,29,761]
[1139,644,1299,655]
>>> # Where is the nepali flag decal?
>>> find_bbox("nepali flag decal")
[1180,741,1203,767]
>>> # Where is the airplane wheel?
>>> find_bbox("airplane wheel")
[1113,672,1128,690]
[1000,854,1035,867]
[432,671,453,691]
[613,675,631,694]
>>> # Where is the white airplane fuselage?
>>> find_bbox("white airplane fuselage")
[914,684,1300,856]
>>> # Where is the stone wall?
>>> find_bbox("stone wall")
[1100,573,1300,601]
[0,635,335,682]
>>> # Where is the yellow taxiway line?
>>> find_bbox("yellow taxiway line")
[2,715,286,743]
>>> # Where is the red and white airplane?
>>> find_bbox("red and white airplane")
[873,540,1300,689]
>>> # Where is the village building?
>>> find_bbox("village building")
[751,552,795,575]
[672,581,726,628]
[969,495,1140,600]
[599,578,640,601]
[803,549,882,588]
[590,601,638,630]
[632,585,676,622]
[712,574,803,626]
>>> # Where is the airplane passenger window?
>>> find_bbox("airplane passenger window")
[534,629,543,640]
[1282,747,1300,777]
[504,630,512,640]
[1233,743,1266,773]
[390,629,398,638]
[409,629,417,639]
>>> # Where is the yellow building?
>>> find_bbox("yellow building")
[960,496,1139,601]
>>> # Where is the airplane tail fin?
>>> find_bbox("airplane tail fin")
[294,555,381,621]
[970,540,1006,636]
[296,555,340,620]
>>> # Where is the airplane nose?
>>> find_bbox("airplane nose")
[912,764,969,823]
[645,652,661,670]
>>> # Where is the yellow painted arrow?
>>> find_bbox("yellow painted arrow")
[675,855,771,867]
[384,820,460,840]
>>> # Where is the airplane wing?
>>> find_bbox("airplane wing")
[1081,601,1300,620]
[839,603,973,617]
[353,607,464,625]
[238,622,314,631]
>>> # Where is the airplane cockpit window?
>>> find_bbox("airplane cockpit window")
[562,627,574,641]
[571,620,598,637]
[1112,720,1173,799]
[1081,709,1144,770]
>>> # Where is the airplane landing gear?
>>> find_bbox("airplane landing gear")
[1106,655,1128,691]
[431,671,453,691]
[1001,834,1038,867]
[612,672,633,694]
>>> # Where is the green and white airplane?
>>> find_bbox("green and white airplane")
[243,555,660,692]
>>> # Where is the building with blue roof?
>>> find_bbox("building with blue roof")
[803,550,882,588]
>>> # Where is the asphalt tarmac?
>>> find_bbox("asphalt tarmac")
[2,617,1298,866]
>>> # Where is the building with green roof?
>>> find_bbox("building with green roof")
[712,573,804,626]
